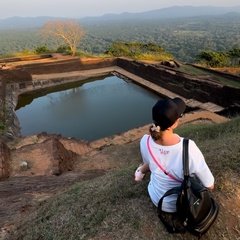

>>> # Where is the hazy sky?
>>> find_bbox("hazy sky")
[1,0,240,19]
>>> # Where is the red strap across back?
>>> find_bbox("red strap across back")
[147,135,181,183]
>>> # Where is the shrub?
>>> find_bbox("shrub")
[34,46,50,54]
[15,49,34,56]
[56,45,71,54]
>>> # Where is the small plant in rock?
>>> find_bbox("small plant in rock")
[0,122,5,130]
[31,137,39,143]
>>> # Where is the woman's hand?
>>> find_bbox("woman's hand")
[134,165,145,181]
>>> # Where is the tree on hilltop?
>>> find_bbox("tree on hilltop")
[105,42,173,60]
[40,20,85,56]
[228,47,240,66]
[195,50,229,67]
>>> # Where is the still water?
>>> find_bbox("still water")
[16,75,160,141]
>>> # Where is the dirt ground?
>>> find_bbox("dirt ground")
[213,67,240,75]
[0,56,239,239]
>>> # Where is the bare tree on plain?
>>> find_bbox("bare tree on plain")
[40,20,85,56]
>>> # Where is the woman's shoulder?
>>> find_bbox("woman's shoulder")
[181,137,195,144]
[184,138,197,147]
[184,138,202,155]
[140,134,150,143]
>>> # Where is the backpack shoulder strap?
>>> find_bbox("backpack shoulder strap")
[183,138,189,180]
[158,187,181,211]
[157,186,182,233]
[158,138,189,211]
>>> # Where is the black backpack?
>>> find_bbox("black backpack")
[158,138,219,238]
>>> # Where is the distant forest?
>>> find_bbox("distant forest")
[0,14,240,63]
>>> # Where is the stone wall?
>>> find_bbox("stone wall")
[187,64,240,83]
[19,58,117,75]
[0,69,30,143]
[0,54,52,64]
[0,69,32,84]
[117,58,240,108]
[4,85,21,141]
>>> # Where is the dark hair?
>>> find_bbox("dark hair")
[149,124,163,141]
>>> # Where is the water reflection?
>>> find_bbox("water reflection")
[16,75,160,141]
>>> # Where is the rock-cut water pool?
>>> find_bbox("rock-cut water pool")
[16,74,161,141]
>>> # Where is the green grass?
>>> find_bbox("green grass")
[180,65,212,75]
[212,75,240,87]
[180,65,240,87]
[8,167,150,240]
[6,117,240,240]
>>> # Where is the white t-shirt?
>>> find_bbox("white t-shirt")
[140,134,214,212]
